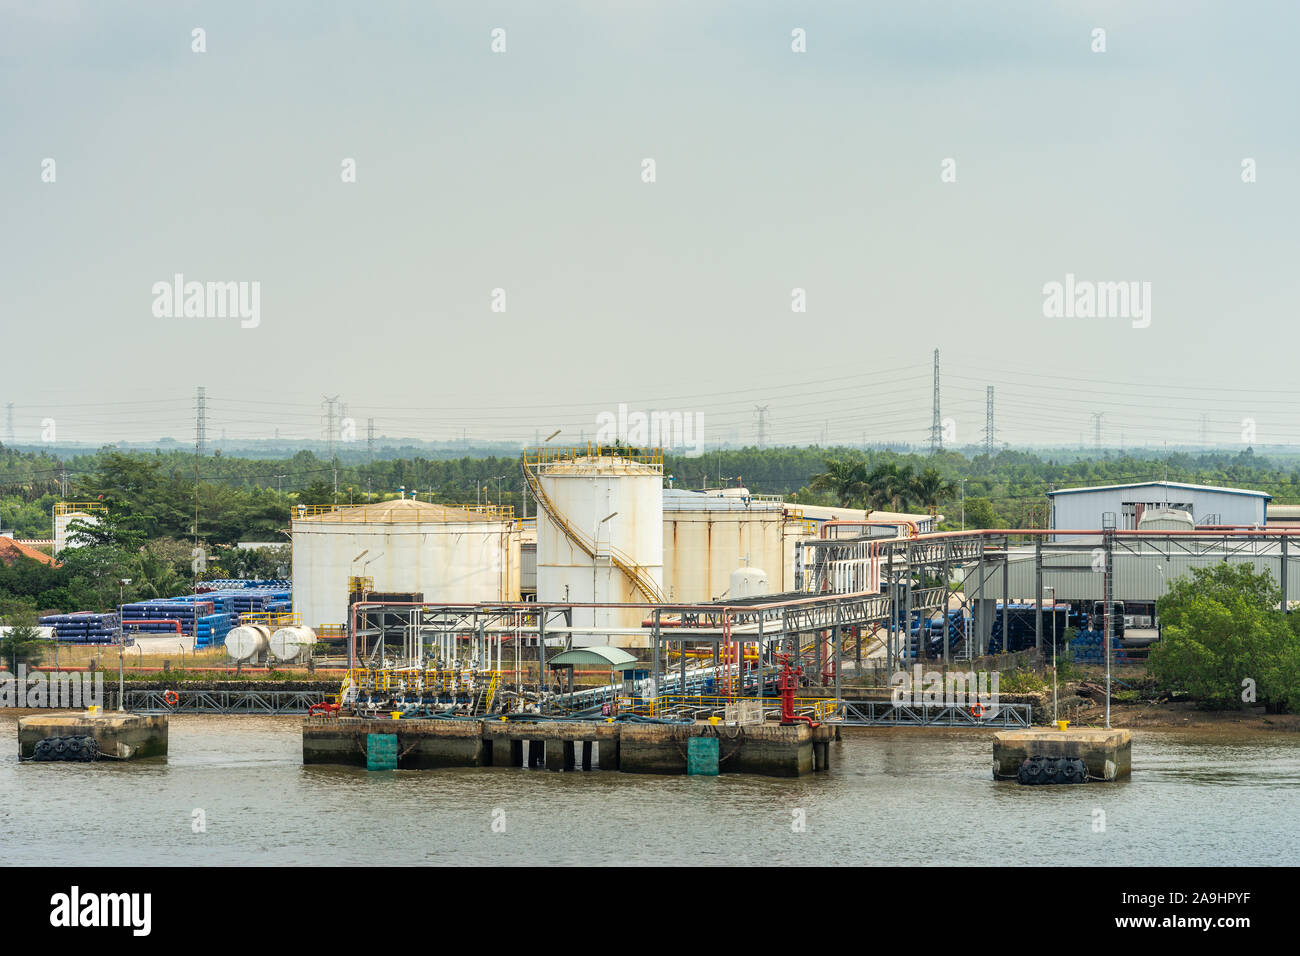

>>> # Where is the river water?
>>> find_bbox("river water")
[2,715,1296,866]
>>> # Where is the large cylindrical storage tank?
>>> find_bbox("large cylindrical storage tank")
[291,499,521,632]
[535,452,663,646]
[661,489,807,602]
[225,624,270,662]
[269,625,318,663]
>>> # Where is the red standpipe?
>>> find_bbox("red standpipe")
[777,654,818,728]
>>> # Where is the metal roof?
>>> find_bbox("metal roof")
[1047,481,1270,500]
[546,646,639,669]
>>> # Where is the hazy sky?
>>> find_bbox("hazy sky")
[3,1,1298,450]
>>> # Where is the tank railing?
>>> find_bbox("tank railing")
[521,458,665,604]
[54,501,109,516]
[239,611,300,627]
[292,502,515,520]
[523,445,665,471]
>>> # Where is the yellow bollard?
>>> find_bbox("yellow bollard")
[391,711,402,720]
[86,705,100,716]
[1057,720,1069,731]
[708,716,721,726]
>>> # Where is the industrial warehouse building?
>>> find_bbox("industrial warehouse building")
[965,481,1286,633]
[1048,481,1269,532]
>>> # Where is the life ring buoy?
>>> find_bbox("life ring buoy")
[970,702,985,719]
[163,690,179,706]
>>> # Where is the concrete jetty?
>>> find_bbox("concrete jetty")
[303,716,834,777]
[992,727,1131,781]
[18,712,169,760]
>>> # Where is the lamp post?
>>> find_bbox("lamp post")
[1045,585,1057,722]
[118,578,131,711]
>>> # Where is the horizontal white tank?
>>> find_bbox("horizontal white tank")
[269,625,317,662]
[1137,508,1196,532]
[291,499,520,630]
[225,624,270,662]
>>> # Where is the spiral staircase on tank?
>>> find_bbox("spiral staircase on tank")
[522,451,664,605]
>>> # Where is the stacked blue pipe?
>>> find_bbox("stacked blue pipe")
[1069,627,1126,662]
[39,612,121,644]
[194,612,233,649]
[119,601,214,637]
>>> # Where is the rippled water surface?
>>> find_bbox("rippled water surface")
[2,716,1296,865]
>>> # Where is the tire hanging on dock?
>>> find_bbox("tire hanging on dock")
[30,735,101,763]
[1016,754,1088,785]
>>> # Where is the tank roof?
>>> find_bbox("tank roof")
[662,488,784,513]
[540,454,662,477]
[292,498,512,524]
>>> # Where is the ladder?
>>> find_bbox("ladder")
[521,456,664,603]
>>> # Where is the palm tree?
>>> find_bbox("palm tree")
[810,457,870,508]
[867,462,915,512]
[910,467,955,516]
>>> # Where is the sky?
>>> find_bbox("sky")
[2,1,1298,451]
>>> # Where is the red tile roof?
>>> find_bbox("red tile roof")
[0,537,58,567]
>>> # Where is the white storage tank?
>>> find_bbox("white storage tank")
[53,502,106,555]
[729,566,768,599]
[225,624,271,663]
[661,488,808,602]
[291,499,521,632]
[269,625,318,663]
[532,450,663,646]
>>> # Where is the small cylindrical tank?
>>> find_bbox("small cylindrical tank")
[730,566,768,599]
[224,624,271,662]
[269,625,318,662]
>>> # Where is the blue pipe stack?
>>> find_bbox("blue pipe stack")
[1068,627,1126,662]
[119,600,214,637]
[39,612,121,644]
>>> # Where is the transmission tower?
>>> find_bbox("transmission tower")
[367,418,375,462]
[322,395,340,461]
[1093,412,1104,453]
[754,405,770,448]
[983,386,995,456]
[4,402,13,445]
[929,348,942,454]
[194,387,207,456]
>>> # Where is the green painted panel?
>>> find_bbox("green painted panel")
[687,736,719,776]
[366,733,398,771]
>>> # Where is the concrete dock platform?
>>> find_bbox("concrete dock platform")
[993,727,1131,781]
[303,716,834,777]
[18,712,169,760]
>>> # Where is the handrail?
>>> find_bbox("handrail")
[521,456,665,603]
[292,502,515,520]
